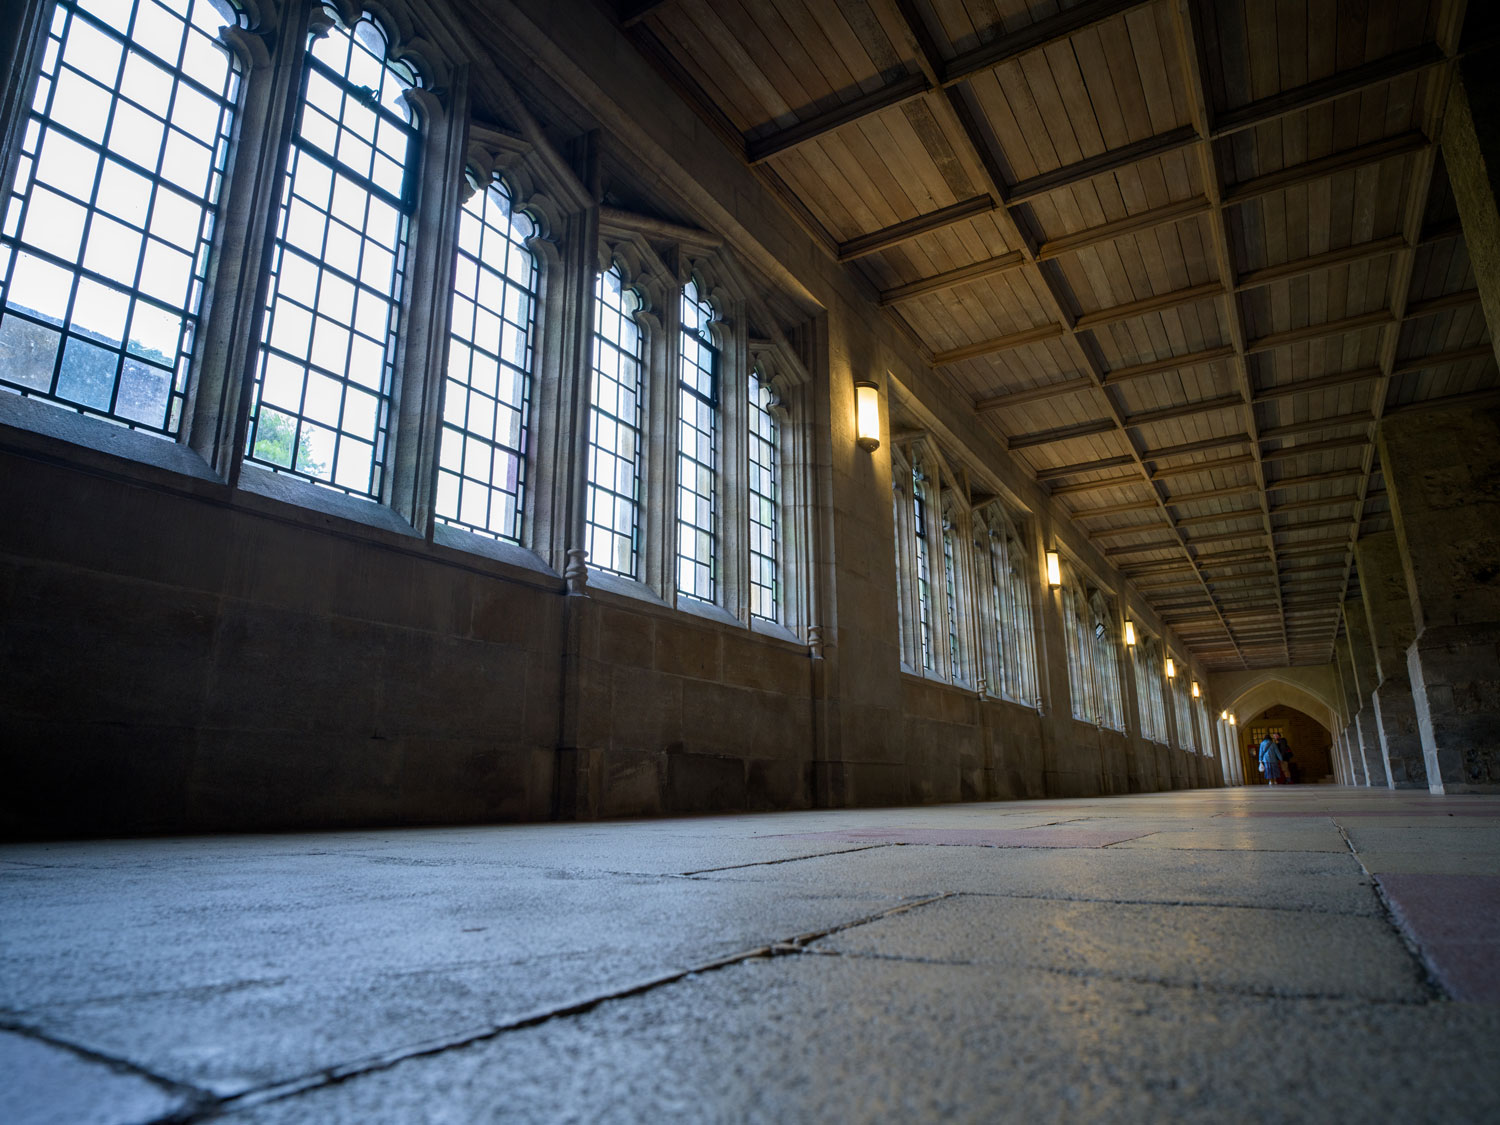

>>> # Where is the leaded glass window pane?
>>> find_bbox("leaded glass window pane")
[748,367,779,622]
[247,9,418,496]
[943,526,962,682]
[436,177,536,543]
[586,265,643,577]
[0,0,241,434]
[676,281,717,602]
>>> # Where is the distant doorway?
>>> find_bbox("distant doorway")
[1241,704,1334,784]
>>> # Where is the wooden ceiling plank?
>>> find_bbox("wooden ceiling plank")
[1074,498,1167,517]
[1151,454,1259,480]
[1246,309,1396,354]
[747,72,933,164]
[1258,412,1374,442]
[1258,436,1369,463]
[940,0,1156,86]
[1148,434,1253,459]
[1404,288,1482,319]
[1390,344,1495,376]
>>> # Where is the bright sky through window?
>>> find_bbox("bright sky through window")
[0,0,241,433]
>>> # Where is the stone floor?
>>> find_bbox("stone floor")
[4,786,1500,1124]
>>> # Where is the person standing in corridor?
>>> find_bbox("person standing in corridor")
[1258,734,1284,785]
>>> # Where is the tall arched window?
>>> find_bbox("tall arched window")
[1173,666,1197,751]
[248,9,420,495]
[586,263,644,576]
[677,280,718,602]
[436,175,537,542]
[1134,635,1168,743]
[747,365,779,622]
[0,0,242,433]
[978,504,1039,708]
[942,519,964,684]
[911,464,935,672]
[1060,575,1093,721]
[1088,590,1125,731]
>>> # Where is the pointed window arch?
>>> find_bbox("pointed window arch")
[436,173,537,543]
[248,8,421,495]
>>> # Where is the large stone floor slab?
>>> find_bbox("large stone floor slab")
[3,787,1499,1123]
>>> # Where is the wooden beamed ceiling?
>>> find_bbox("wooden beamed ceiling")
[621,0,1494,670]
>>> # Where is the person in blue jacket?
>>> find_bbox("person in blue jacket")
[1258,734,1284,785]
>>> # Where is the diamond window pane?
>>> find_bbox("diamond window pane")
[0,0,242,434]
[434,177,537,545]
[248,10,418,496]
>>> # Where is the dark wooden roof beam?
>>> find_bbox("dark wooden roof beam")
[1211,45,1445,138]
[1235,235,1409,292]
[1259,436,1369,463]
[1221,132,1428,208]
[837,195,995,261]
[1124,394,1246,427]
[1075,499,1164,517]
[1391,344,1495,376]
[1247,310,1395,354]
[1036,197,1213,262]
[1006,418,1118,448]
[619,0,673,28]
[940,0,1156,85]
[1034,453,1137,480]
[1049,474,1142,496]
[1075,281,1226,331]
[1252,366,1382,401]
[1089,521,1173,540]
[935,323,1064,365]
[1165,483,1258,505]
[1259,412,1374,442]
[1007,126,1200,206]
[1176,506,1264,527]
[879,251,1027,306]
[1147,434,1253,459]
[1404,289,1482,319]
[1268,468,1366,490]
[746,73,933,164]
[1102,345,1237,385]
[1151,454,1259,480]
[974,374,1094,412]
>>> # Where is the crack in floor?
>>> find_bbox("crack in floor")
[0,1020,216,1121]
[1338,823,1450,1003]
[162,892,957,1121]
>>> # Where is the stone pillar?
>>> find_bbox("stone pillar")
[1378,403,1500,793]
[1355,532,1428,788]
[1342,598,1389,787]
[1335,638,1371,785]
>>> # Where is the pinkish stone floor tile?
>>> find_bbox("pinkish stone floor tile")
[1377,873,1500,1004]
[772,827,1156,848]
[1219,809,1500,818]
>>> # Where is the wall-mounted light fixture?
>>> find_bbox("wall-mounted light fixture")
[1228,714,1237,726]
[1191,680,1200,698]
[1164,657,1176,679]
[1045,550,1061,587]
[1123,619,1136,646]
[854,380,881,452]
[1219,709,1228,721]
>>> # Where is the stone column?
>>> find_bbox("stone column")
[1342,598,1389,787]
[1378,403,1500,793]
[1335,638,1370,785]
[1355,531,1428,788]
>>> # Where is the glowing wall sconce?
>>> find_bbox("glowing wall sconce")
[1123,619,1136,646]
[1219,709,1228,721]
[1228,714,1237,726]
[1164,657,1176,679]
[1191,680,1200,698]
[854,380,881,452]
[1045,550,1061,587]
